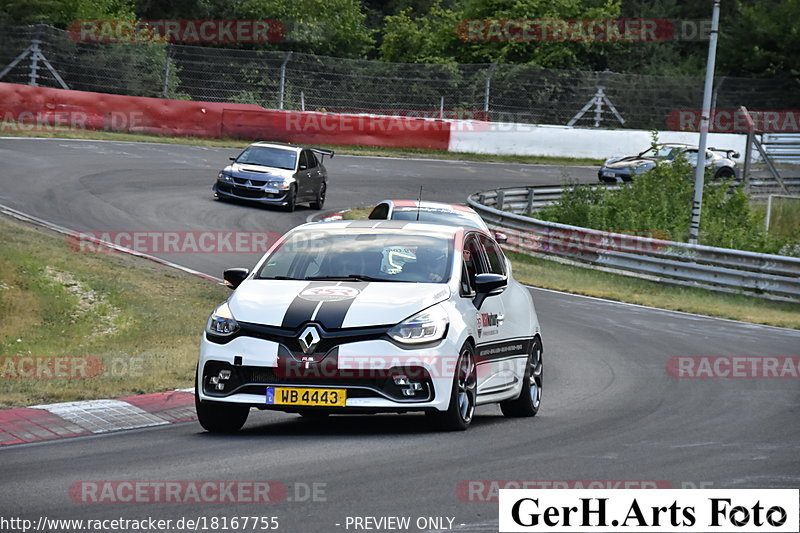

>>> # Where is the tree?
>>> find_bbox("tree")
[0,0,134,27]
[380,0,623,69]
[718,0,800,78]
[234,0,374,57]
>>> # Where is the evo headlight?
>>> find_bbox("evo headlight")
[206,302,239,337]
[388,305,449,344]
[217,171,233,181]
[266,180,291,190]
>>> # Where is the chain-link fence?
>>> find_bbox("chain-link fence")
[2,24,797,131]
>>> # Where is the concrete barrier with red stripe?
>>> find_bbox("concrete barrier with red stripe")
[0,83,452,150]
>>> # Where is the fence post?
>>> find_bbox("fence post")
[300,91,305,111]
[525,187,535,214]
[28,25,45,86]
[483,63,498,118]
[496,190,505,211]
[743,130,754,190]
[278,51,293,110]
[162,43,173,98]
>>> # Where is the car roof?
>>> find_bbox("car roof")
[300,219,487,237]
[250,141,303,152]
[383,199,477,213]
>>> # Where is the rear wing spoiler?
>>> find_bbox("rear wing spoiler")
[310,147,335,159]
[708,147,741,159]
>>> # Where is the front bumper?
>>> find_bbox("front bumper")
[213,182,289,204]
[598,168,633,183]
[197,330,459,413]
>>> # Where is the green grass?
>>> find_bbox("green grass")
[0,125,603,166]
[753,196,800,242]
[0,214,229,408]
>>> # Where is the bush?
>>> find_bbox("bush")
[537,157,796,254]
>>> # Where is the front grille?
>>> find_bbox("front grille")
[232,322,390,353]
[231,187,265,199]
[233,177,267,186]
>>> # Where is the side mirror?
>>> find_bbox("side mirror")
[229,157,237,161]
[731,151,740,159]
[493,231,508,245]
[473,272,507,309]
[223,268,249,290]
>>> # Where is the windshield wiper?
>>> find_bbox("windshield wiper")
[304,275,404,282]
[258,275,305,280]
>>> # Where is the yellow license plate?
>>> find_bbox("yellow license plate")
[266,387,346,407]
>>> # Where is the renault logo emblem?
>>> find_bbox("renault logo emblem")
[298,325,320,354]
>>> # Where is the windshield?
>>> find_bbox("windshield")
[236,146,297,170]
[640,146,682,160]
[391,208,483,229]
[256,230,453,283]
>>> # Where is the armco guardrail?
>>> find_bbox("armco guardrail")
[479,181,800,215]
[469,187,800,302]
[762,133,800,164]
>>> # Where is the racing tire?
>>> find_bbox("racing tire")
[310,182,326,210]
[195,378,249,433]
[714,167,735,180]
[500,337,542,418]
[282,186,296,212]
[429,343,477,431]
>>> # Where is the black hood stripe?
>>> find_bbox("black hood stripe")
[313,281,365,329]
[280,281,367,330]
[281,282,323,329]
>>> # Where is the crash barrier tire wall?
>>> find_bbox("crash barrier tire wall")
[469,186,800,303]
[0,83,452,150]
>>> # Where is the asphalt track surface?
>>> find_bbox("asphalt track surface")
[1,138,799,532]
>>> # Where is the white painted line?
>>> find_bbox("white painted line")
[30,400,168,433]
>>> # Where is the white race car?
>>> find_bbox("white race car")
[196,220,543,432]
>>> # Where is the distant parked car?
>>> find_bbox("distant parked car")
[598,143,739,183]
[213,141,333,212]
[367,200,507,243]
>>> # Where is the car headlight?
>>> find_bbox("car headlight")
[388,305,449,344]
[217,171,233,181]
[206,302,239,337]
[266,180,290,190]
